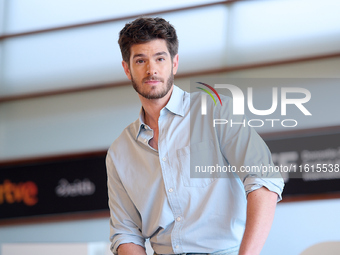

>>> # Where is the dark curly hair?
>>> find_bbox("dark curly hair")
[118,17,178,64]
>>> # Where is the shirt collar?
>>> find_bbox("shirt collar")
[165,85,185,117]
[136,108,146,139]
[135,85,185,140]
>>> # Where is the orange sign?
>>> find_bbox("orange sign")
[0,180,38,206]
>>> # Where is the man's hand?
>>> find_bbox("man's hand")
[238,187,278,255]
[117,243,147,255]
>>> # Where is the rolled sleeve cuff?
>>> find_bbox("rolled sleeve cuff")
[111,235,146,255]
[244,177,284,202]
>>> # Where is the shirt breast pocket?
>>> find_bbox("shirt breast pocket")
[176,140,218,187]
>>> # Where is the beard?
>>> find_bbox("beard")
[131,70,174,100]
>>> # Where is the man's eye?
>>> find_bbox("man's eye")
[136,59,144,64]
[158,58,165,62]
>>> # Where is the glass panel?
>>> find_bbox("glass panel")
[160,5,229,73]
[229,0,340,64]
[0,85,142,160]
[5,0,221,34]
[1,22,125,95]
[0,43,4,89]
[1,6,229,95]
[0,0,6,34]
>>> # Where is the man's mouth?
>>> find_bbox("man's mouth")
[143,76,163,85]
[144,80,160,85]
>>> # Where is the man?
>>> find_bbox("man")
[106,17,284,255]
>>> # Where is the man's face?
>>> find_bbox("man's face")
[122,39,179,100]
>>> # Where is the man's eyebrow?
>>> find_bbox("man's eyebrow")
[132,53,146,59]
[132,51,168,59]
[154,51,168,57]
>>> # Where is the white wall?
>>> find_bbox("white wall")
[264,199,340,255]
[0,219,152,255]
[1,199,339,255]
[2,243,111,255]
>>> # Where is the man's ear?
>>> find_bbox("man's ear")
[122,61,132,80]
[172,54,179,75]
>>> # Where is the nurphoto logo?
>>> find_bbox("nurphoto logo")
[197,82,312,128]
[196,82,223,115]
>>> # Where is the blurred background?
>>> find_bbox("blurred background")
[0,0,340,254]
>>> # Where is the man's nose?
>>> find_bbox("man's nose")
[146,62,157,75]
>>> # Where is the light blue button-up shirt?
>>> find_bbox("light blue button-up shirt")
[106,85,284,255]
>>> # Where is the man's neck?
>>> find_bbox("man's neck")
[139,86,174,129]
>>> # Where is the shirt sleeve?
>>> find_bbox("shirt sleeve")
[106,151,146,254]
[216,97,284,201]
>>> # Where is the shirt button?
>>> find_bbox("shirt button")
[168,188,173,193]
[162,157,167,161]
[175,245,179,249]
[176,216,181,222]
